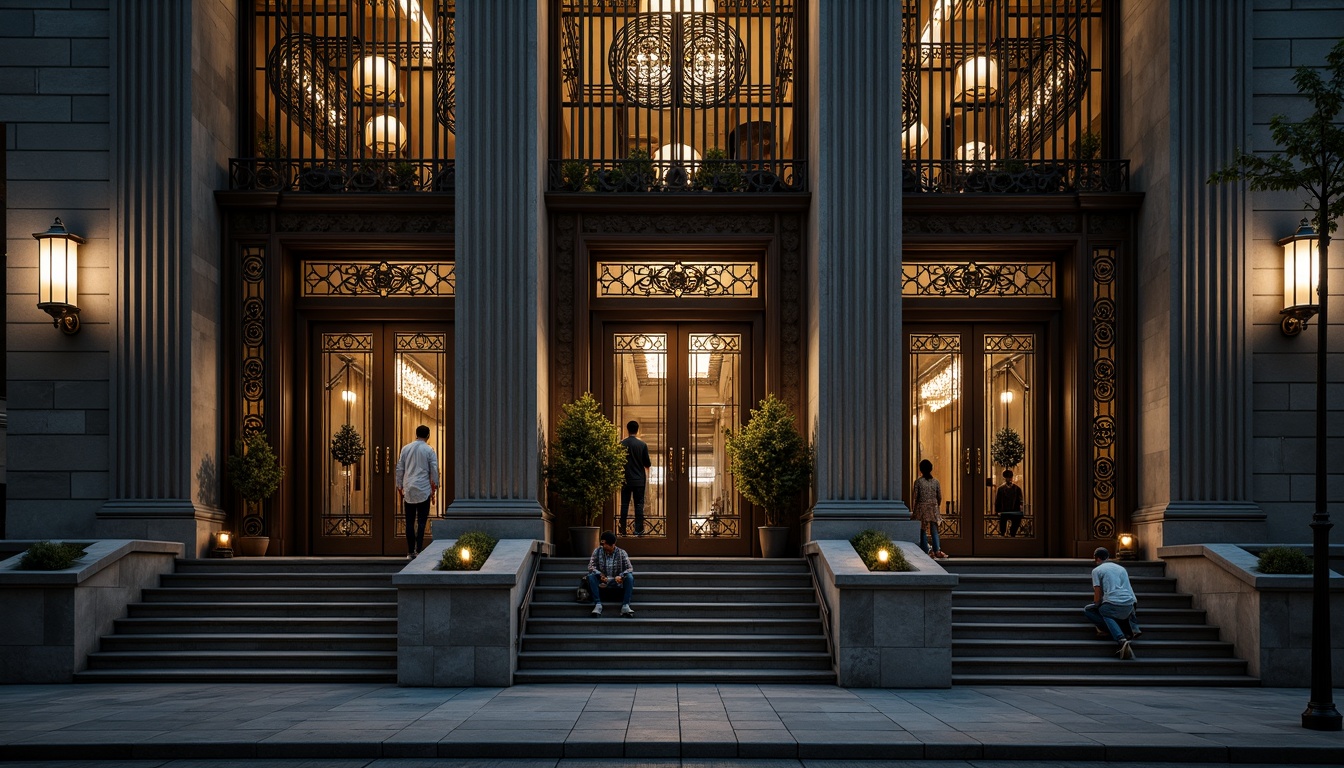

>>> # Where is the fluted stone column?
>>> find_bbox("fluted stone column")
[443,0,550,541]
[1134,0,1264,548]
[97,0,231,556]
[803,0,913,541]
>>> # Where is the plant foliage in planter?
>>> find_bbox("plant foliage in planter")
[850,529,912,572]
[330,424,366,468]
[19,541,89,571]
[724,393,813,527]
[1256,546,1313,574]
[990,426,1025,470]
[546,392,626,525]
[440,530,499,571]
[694,147,744,191]
[227,433,285,502]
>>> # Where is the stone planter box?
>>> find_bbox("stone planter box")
[1159,543,1344,686]
[0,539,182,683]
[804,539,957,688]
[394,538,545,687]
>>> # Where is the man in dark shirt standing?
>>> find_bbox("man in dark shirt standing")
[995,469,1025,537]
[619,420,652,536]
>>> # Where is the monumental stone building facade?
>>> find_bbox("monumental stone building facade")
[1,0,1339,566]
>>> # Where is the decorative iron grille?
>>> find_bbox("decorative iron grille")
[901,0,1119,193]
[236,1,455,192]
[554,0,802,193]
[902,261,1054,298]
[595,260,759,298]
[303,260,456,297]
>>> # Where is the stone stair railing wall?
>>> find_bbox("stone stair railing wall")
[944,558,1257,686]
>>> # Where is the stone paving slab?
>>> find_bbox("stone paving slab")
[0,685,1340,764]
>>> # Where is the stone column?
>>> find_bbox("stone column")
[1134,0,1265,548]
[804,0,913,542]
[443,0,550,541]
[96,0,232,556]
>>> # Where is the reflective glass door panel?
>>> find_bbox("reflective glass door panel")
[312,323,453,555]
[908,324,1045,557]
[605,324,753,556]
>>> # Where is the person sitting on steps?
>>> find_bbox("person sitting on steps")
[586,530,636,617]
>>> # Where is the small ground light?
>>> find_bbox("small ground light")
[877,548,889,565]
[211,531,233,558]
[1116,533,1137,560]
[459,547,472,564]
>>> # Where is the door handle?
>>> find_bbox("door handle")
[963,448,970,475]
[975,448,982,475]
[680,447,687,475]
[374,446,381,475]
[668,447,675,478]
[387,445,394,474]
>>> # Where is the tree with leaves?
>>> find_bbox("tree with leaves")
[1209,37,1344,732]
[724,394,813,527]
[546,392,627,524]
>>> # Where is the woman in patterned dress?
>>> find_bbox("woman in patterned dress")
[911,459,948,559]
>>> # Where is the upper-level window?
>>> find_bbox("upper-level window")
[234,1,456,192]
[902,0,1126,193]
[552,1,802,193]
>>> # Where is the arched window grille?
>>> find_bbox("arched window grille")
[552,0,803,193]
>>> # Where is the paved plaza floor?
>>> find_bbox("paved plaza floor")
[0,684,1340,764]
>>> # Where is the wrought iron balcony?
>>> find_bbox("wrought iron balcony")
[228,158,453,193]
[902,159,1130,195]
[547,158,804,194]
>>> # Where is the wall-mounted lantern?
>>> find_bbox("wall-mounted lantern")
[1279,218,1320,336]
[32,217,83,335]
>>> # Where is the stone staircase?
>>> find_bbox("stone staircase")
[514,557,835,684]
[945,558,1257,686]
[74,557,403,683]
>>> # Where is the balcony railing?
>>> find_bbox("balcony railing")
[903,158,1130,194]
[547,158,804,194]
[228,157,453,193]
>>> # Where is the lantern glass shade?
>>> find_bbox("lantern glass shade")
[954,55,999,101]
[1282,219,1320,312]
[655,142,701,172]
[364,114,406,156]
[355,56,398,101]
[902,121,930,153]
[955,141,995,162]
[33,217,83,334]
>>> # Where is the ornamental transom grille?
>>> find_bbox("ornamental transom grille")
[304,261,456,298]
[596,261,759,298]
[902,262,1054,298]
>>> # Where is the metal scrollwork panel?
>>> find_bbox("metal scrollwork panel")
[903,262,1054,298]
[304,261,456,298]
[596,261,759,299]
[1090,247,1118,540]
[240,245,267,537]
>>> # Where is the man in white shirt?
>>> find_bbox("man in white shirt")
[395,424,439,558]
[1084,546,1141,660]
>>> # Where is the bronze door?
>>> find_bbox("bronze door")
[311,323,453,556]
[907,324,1047,557]
[602,323,754,557]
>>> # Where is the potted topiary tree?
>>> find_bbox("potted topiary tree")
[546,392,627,556]
[330,423,366,536]
[724,393,813,557]
[227,433,285,556]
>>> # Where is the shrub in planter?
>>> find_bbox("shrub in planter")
[440,530,498,571]
[1257,546,1313,574]
[546,392,626,525]
[19,541,90,570]
[850,529,912,572]
[724,393,813,528]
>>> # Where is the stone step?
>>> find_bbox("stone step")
[541,557,809,574]
[940,559,1166,577]
[951,573,1179,592]
[520,633,828,653]
[112,616,396,635]
[139,586,397,603]
[160,572,397,588]
[537,572,813,588]
[99,633,397,652]
[516,650,833,671]
[951,673,1259,687]
[952,606,1207,624]
[127,601,397,618]
[83,650,397,671]
[530,585,816,604]
[73,668,397,684]
[174,557,406,574]
[952,655,1251,677]
[511,668,836,685]
[951,622,1221,641]
[526,601,822,620]
[952,591,1192,608]
[522,617,825,636]
[952,638,1237,659]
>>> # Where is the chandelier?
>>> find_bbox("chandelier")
[608,1,746,109]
